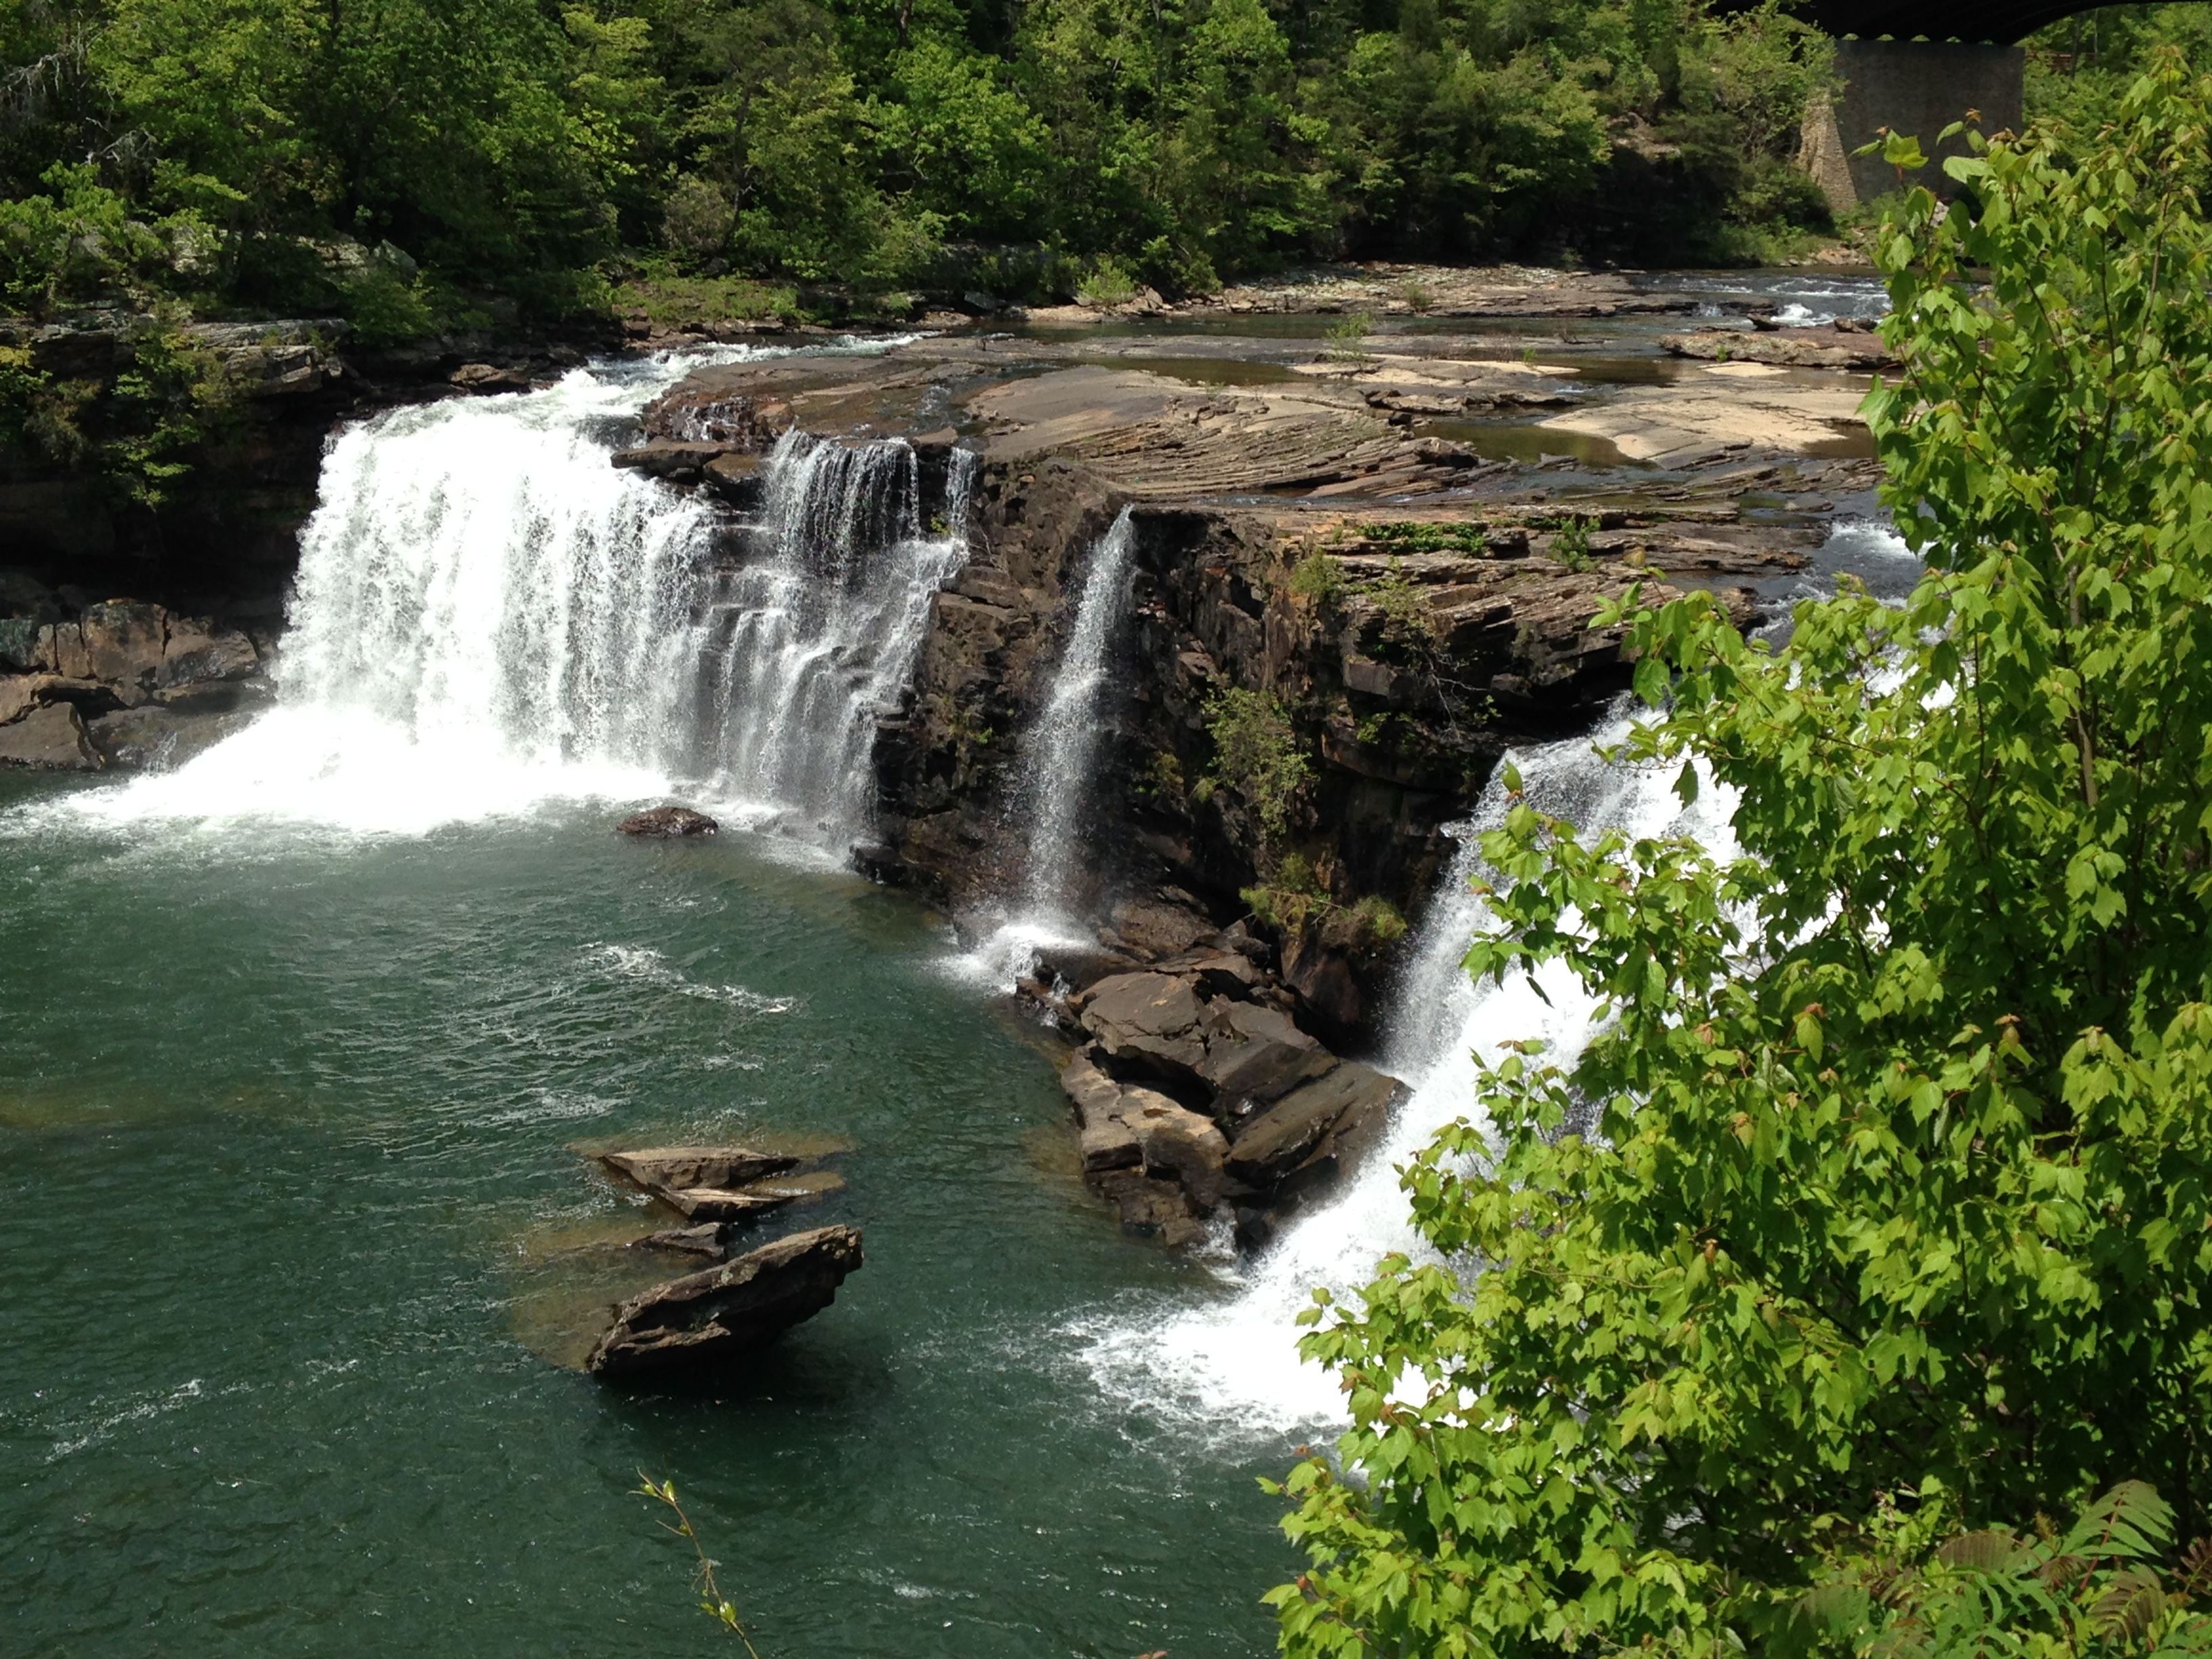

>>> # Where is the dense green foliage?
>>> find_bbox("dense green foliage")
[2,0,1834,338]
[1799,1482,2212,1658]
[2029,6,2212,135]
[1267,58,2212,1659]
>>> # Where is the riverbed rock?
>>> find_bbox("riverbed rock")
[657,1185,798,1222]
[85,702,257,770]
[0,618,46,672]
[630,1222,736,1260]
[1095,1168,1211,1247]
[450,362,532,393]
[1196,999,1338,1107]
[617,805,719,837]
[1078,972,1209,1080]
[1226,1061,1403,1191]
[1659,324,1897,371]
[1124,1089,1230,1208]
[586,1224,865,1378]
[78,600,166,703]
[1062,1051,1141,1173]
[599,1145,800,1194]
[0,700,101,770]
[611,439,730,480]
[158,617,259,688]
[639,382,796,448]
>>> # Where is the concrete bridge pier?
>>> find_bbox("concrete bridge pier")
[1800,37,2026,213]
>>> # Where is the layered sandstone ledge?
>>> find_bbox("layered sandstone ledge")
[619,315,1873,1244]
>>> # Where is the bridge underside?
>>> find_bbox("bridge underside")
[1758,0,2117,44]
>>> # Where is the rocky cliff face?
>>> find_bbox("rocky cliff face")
[865,459,1797,1041]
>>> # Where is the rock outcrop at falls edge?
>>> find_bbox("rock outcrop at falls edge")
[623,335,1854,1246]
[0,592,272,771]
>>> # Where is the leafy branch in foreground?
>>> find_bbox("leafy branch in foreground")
[1266,54,2212,1659]
[635,1472,765,1655]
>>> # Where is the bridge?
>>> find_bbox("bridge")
[1768,1,2122,43]
[1734,1,2135,207]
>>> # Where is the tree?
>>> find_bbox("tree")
[1267,56,2212,1659]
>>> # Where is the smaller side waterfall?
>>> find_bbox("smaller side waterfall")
[1018,507,1138,918]
[703,434,976,851]
[1075,706,1744,1432]
[950,507,1139,983]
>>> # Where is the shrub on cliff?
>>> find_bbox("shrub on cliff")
[1267,56,2212,1659]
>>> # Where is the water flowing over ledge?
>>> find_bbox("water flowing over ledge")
[1077,707,1745,1432]
[32,343,969,848]
[704,432,975,850]
[952,506,1141,987]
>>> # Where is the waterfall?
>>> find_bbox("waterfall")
[1077,707,1739,1429]
[1077,516,1916,1435]
[55,346,972,843]
[950,507,1138,984]
[703,433,975,847]
[1019,506,1137,918]
[278,378,715,772]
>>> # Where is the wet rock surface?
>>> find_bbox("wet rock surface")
[0,577,272,771]
[616,805,720,838]
[1661,322,1897,370]
[573,1146,862,1375]
[1055,961,1407,1242]
[586,1224,866,1379]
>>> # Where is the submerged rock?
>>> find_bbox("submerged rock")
[587,1224,865,1378]
[616,805,719,838]
[630,1222,737,1260]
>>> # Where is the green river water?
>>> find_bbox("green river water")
[0,774,1294,1656]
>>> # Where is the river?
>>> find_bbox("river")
[0,268,1908,1656]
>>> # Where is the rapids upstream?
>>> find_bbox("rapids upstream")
[1,276,1916,1656]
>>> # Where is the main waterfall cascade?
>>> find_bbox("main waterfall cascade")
[54,345,974,847]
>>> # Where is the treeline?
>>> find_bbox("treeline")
[2026,3,2212,130]
[2,0,1836,335]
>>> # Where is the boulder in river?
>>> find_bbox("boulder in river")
[616,805,719,837]
[1058,963,1407,1244]
[586,1224,865,1378]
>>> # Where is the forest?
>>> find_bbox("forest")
[0,0,1846,339]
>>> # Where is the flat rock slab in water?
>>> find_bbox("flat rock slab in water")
[630,1222,735,1260]
[617,805,718,837]
[600,1145,800,1194]
[660,1185,796,1222]
[587,1224,865,1378]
